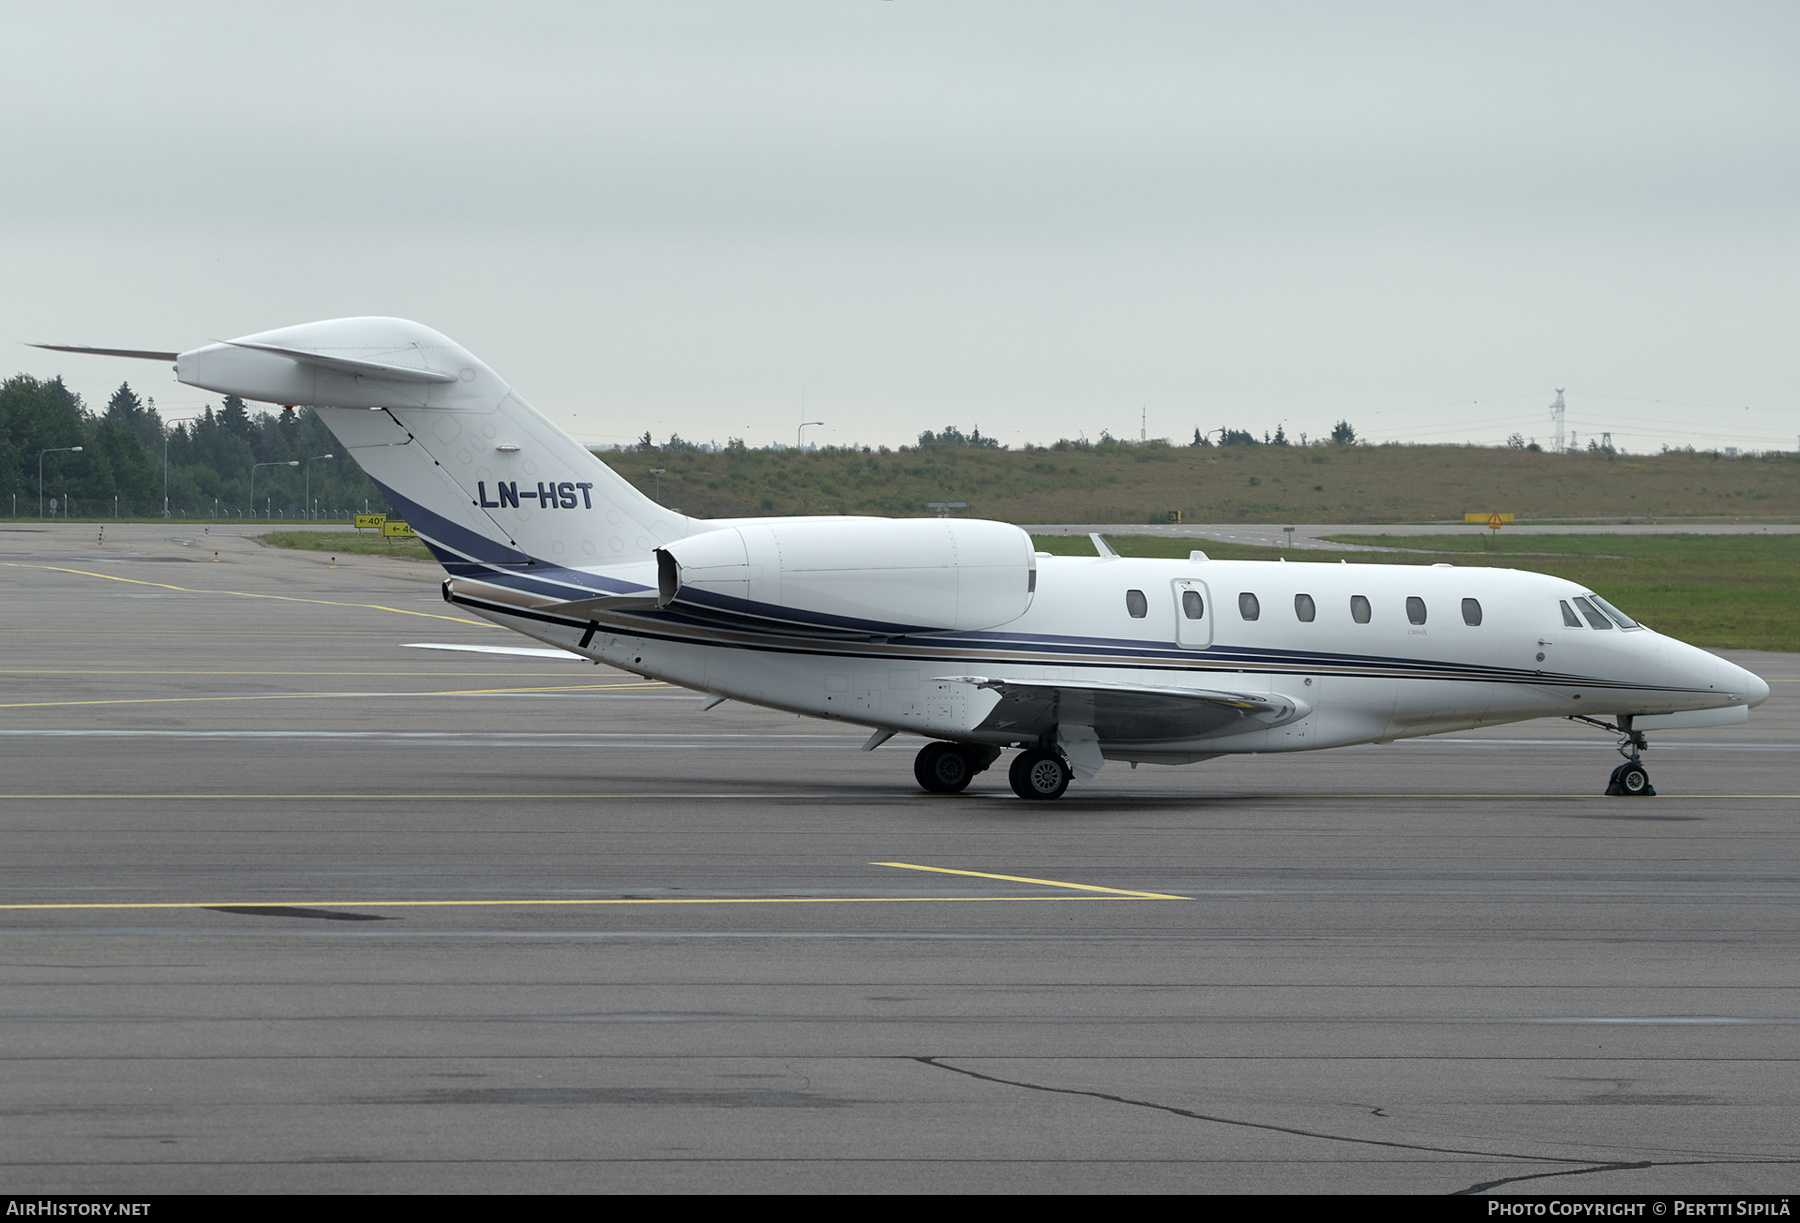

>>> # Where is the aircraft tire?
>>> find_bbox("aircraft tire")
[914,742,975,793]
[1612,760,1654,797]
[1009,749,1071,800]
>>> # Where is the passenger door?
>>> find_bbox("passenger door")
[1171,579,1213,649]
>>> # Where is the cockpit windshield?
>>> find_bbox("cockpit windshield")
[1586,593,1641,630]
[1571,597,1613,630]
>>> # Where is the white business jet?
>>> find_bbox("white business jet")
[41,318,1769,799]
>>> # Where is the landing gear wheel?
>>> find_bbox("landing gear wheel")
[1606,760,1655,797]
[914,742,976,794]
[1009,749,1071,800]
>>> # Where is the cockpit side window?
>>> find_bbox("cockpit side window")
[1560,600,1582,628]
[1350,595,1371,624]
[1126,589,1148,619]
[1572,596,1612,630]
[1238,592,1261,621]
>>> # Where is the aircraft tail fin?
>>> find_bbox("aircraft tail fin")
[174,317,688,599]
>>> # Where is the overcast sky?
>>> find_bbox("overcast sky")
[4,1,1796,454]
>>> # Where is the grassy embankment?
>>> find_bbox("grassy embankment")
[260,530,435,562]
[611,442,1798,524]
[1031,532,1800,652]
[23,444,1797,524]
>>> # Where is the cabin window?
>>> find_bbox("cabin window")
[1462,597,1482,626]
[1406,596,1427,625]
[1572,596,1612,630]
[1125,589,1148,619]
[1588,593,1640,629]
[1181,590,1205,620]
[1560,600,1582,628]
[1294,593,1316,622]
[1238,592,1260,621]
[1350,594,1371,624]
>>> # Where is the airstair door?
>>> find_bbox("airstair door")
[1172,579,1213,649]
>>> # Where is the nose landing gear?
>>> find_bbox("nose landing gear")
[1573,715,1656,797]
[1607,759,1655,797]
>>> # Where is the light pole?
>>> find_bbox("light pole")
[648,468,666,504]
[39,446,82,518]
[305,453,335,520]
[162,415,202,516]
[251,460,298,518]
[798,421,823,451]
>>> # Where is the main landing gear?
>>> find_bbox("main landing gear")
[1008,749,1071,801]
[912,742,1001,794]
[1572,715,1657,797]
[912,742,1072,800]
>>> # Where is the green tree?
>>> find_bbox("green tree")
[219,395,255,447]
[102,382,163,455]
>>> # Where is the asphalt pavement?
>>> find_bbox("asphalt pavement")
[1,522,1795,1194]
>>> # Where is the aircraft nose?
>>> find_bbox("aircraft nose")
[1713,653,1770,707]
[1739,663,1771,708]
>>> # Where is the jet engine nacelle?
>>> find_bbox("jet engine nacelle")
[656,518,1037,634]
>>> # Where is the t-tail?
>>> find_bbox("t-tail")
[172,317,686,602]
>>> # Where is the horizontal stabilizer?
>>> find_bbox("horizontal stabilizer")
[223,339,460,384]
[29,344,180,362]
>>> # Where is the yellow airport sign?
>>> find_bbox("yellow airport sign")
[355,514,387,531]
[382,521,416,538]
[1465,513,1514,525]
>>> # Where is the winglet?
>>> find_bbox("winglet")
[1090,532,1119,559]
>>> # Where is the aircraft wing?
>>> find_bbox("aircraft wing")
[938,674,1309,744]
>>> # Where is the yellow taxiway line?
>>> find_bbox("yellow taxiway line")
[0,562,486,625]
[0,862,1187,911]
[874,860,1188,900]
